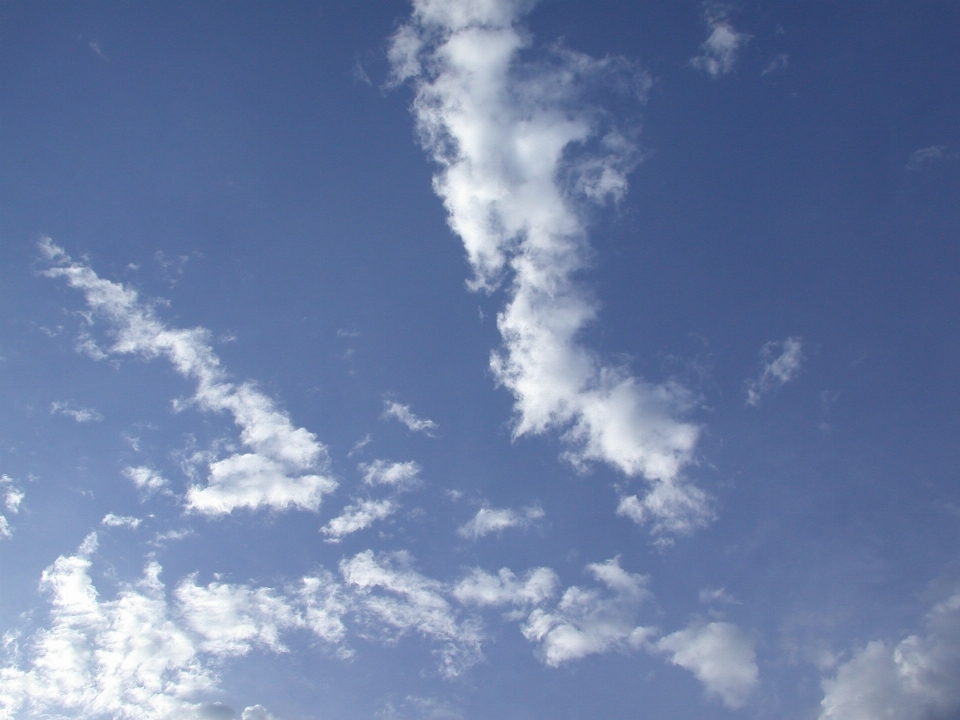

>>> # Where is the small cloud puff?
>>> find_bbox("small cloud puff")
[321,499,396,543]
[101,513,141,529]
[123,465,169,493]
[50,401,103,423]
[0,475,24,539]
[690,6,750,78]
[746,336,804,406]
[907,145,960,171]
[457,504,544,539]
[382,401,437,435]
[360,460,422,488]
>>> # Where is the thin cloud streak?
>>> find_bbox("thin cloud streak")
[390,0,708,536]
[40,239,337,516]
[745,336,803,406]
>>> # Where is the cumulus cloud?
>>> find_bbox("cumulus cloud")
[41,239,337,516]
[0,474,24,539]
[382,401,438,435]
[457,504,544,539]
[391,0,707,537]
[0,536,348,718]
[453,566,559,608]
[321,499,397,542]
[50,400,104,423]
[818,591,960,720]
[657,621,759,709]
[101,513,142,529]
[340,550,484,678]
[360,460,422,488]
[690,6,750,78]
[745,336,804,406]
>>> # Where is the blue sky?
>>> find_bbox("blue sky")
[2,1,960,718]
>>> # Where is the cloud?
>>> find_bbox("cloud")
[340,550,484,678]
[457,504,544,539]
[657,621,759,709]
[382,401,438,435]
[690,7,750,78]
[391,0,707,537]
[0,536,348,718]
[745,336,804,406]
[360,460,422,488]
[818,592,960,720]
[41,239,337,516]
[0,475,24,539]
[907,145,960,171]
[101,513,142,529]
[0,535,263,719]
[50,401,104,423]
[520,558,655,666]
[123,465,169,493]
[453,567,559,608]
[321,499,397,542]
[761,53,789,76]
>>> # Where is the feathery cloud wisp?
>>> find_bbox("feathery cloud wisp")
[391,0,708,537]
[50,401,104,423]
[745,336,804,406]
[382,401,438,435]
[690,7,750,78]
[41,239,337,516]
[457,504,544,539]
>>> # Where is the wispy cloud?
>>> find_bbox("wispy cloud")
[101,513,141,529]
[50,400,103,423]
[0,475,24,539]
[907,145,960,171]
[382,400,437,435]
[690,5,750,78]
[818,591,960,720]
[340,550,484,678]
[390,0,708,537]
[457,504,544,539]
[746,336,804,406]
[122,465,169,494]
[657,621,759,708]
[360,459,422,488]
[761,53,789,76]
[321,499,397,542]
[41,239,337,516]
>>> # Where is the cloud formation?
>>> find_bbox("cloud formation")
[41,239,337,516]
[690,6,750,78]
[457,504,544,539]
[746,336,804,406]
[50,401,104,423]
[907,145,959,171]
[390,0,707,536]
[819,592,960,720]
[657,621,759,709]
[321,499,397,542]
[383,401,438,435]
[0,475,24,539]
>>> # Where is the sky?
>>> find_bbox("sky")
[1,1,959,718]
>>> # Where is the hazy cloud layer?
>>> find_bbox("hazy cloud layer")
[819,592,960,720]
[391,0,708,536]
[41,239,337,516]
[746,336,803,406]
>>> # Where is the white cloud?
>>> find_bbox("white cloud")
[761,53,789,76]
[657,621,759,709]
[123,465,169,493]
[241,706,279,720]
[0,475,24,539]
[321,499,397,542]
[101,513,142,529]
[41,239,337,516]
[50,400,104,423]
[340,550,484,678]
[391,0,708,537]
[360,459,422,488]
[520,558,655,666]
[0,535,252,719]
[382,401,438,435]
[453,567,559,608]
[698,587,739,605]
[746,336,804,406]
[818,592,960,720]
[457,504,544,539]
[690,7,750,78]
